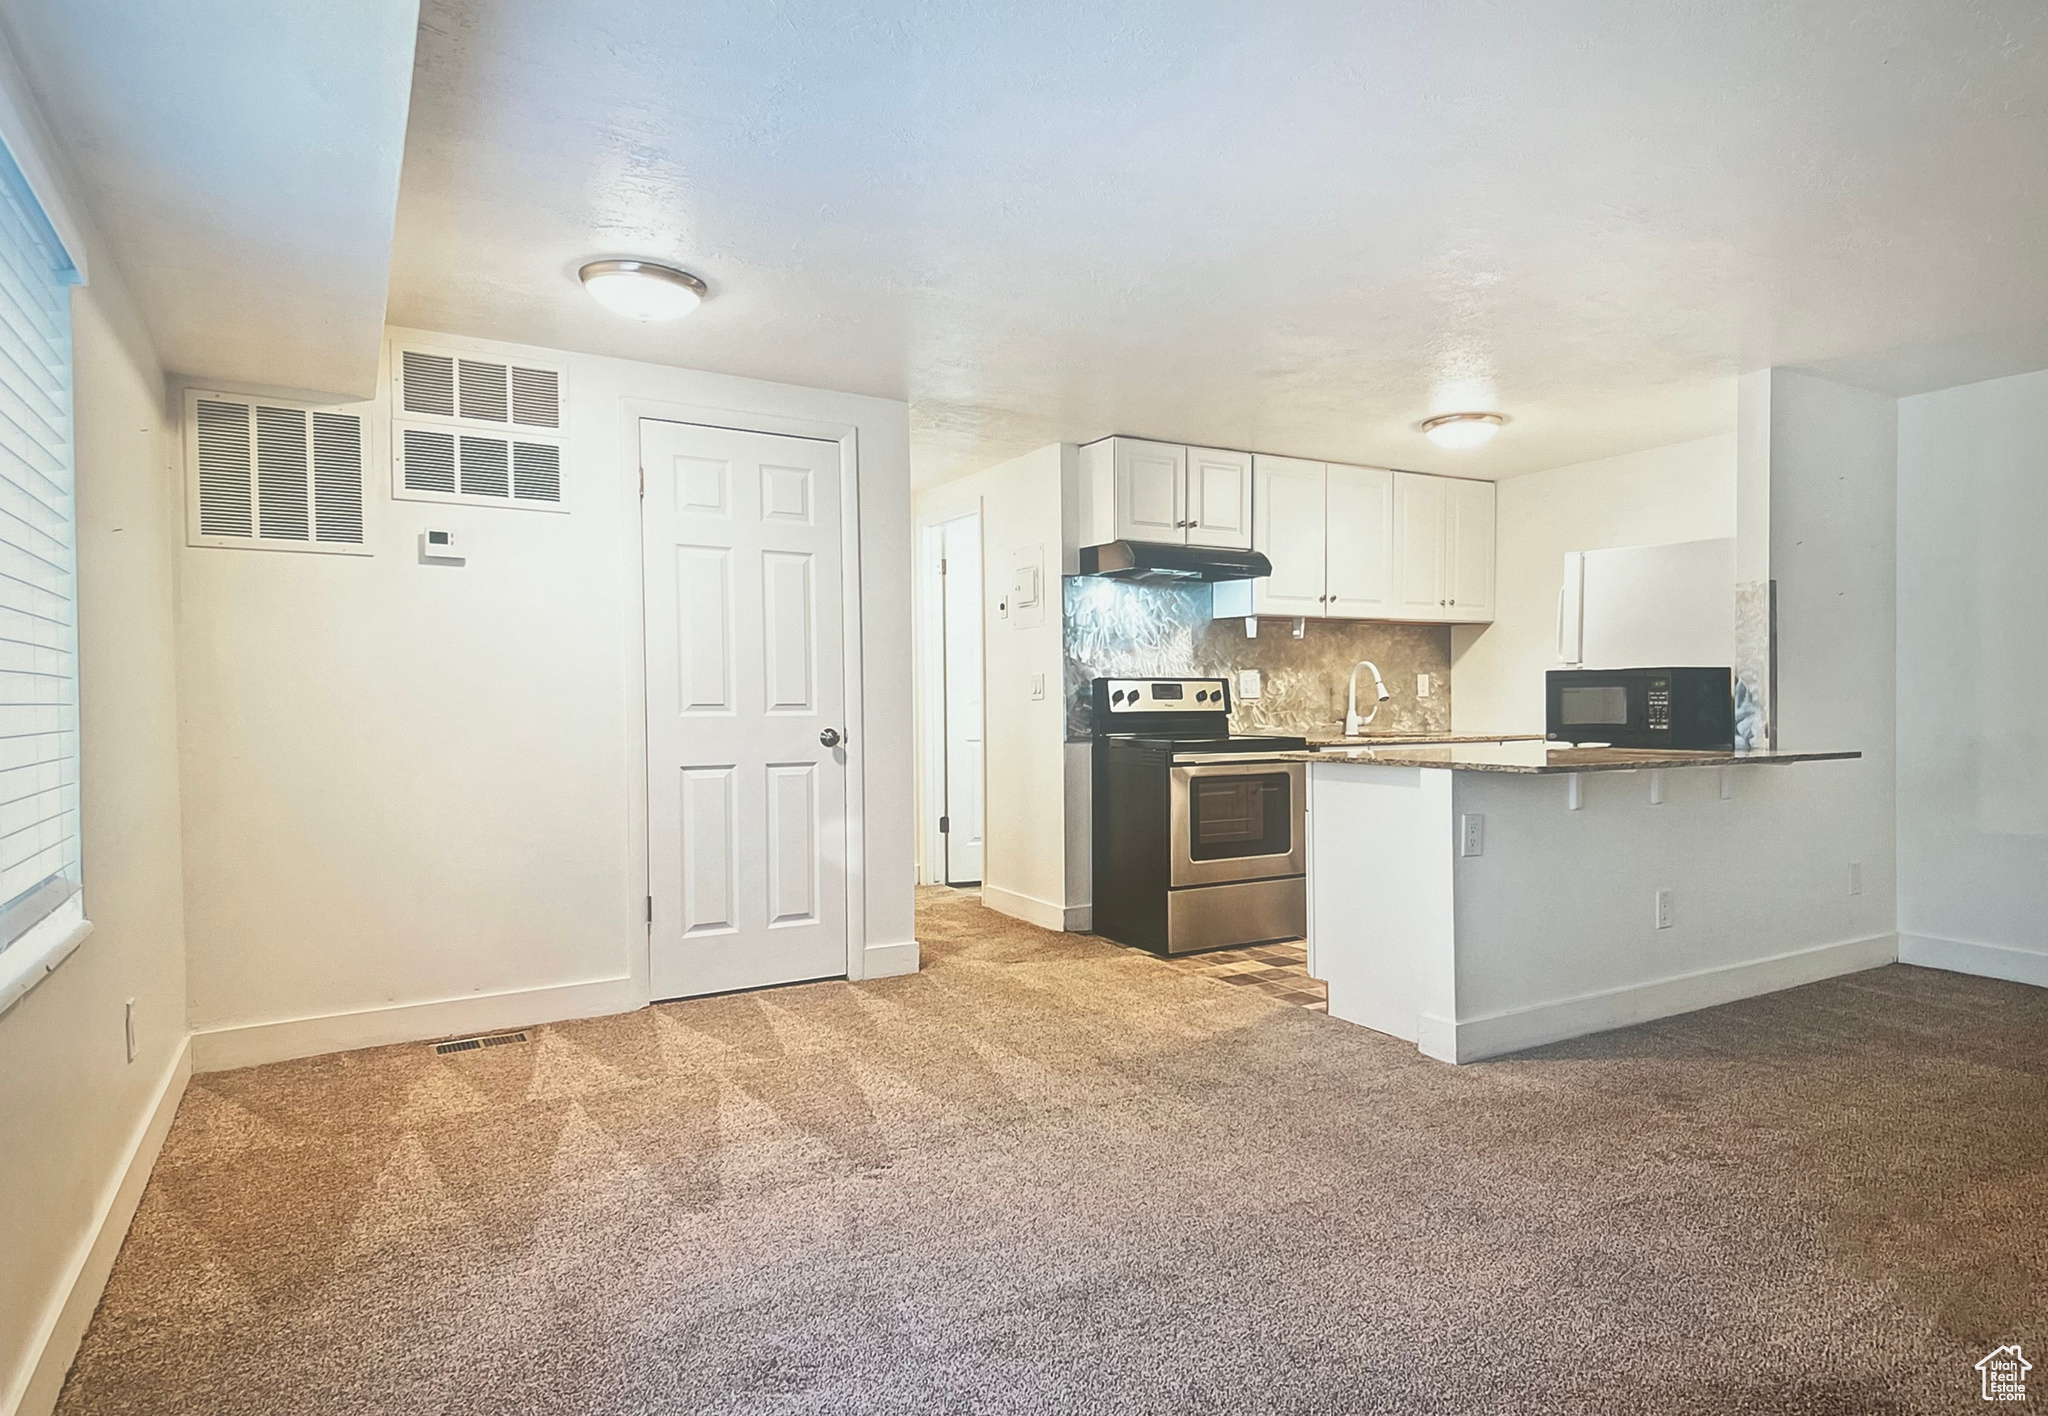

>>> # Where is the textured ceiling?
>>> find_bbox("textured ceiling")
[395,2,2048,483]
[0,0,419,399]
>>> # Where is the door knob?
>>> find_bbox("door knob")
[819,727,843,748]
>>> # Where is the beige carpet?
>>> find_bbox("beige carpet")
[59,890,2047,1414]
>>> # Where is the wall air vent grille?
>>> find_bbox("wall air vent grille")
[396,424,565,510]
[400,427,457,493]
[396,344,563,432]
[187,391,370,555]
[460,435,510,498]
[392,342,567,511]
[400,349,455,418]
[512,442,561,502]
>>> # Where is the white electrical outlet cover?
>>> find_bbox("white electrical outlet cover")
[1418,673,1432,698]
[1238,669,1262,700]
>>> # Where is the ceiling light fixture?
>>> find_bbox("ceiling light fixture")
[577,259,708,321]
[1420,412,1506,449]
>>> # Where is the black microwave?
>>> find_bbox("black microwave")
[1546,667,1735,749]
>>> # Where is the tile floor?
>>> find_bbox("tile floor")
[932,886,1329,1012]
[1153,938,1329,1012]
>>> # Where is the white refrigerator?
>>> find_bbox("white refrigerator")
[1557,537,1736,669]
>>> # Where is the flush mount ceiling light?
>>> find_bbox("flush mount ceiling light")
[577,260,708,321]
[1420,412,1506,449]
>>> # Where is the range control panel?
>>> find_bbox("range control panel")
[1098,677,1232,713]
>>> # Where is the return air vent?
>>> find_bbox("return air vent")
[433,1030,530,1055]
[396,345,564,432]
[391,342,568,511]
[395,426,565,509]
[186,391,370,555]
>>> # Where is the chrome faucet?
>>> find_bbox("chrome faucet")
[1343,659,1391,737]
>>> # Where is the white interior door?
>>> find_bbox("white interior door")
[642,419,848,999]
[940,514,984,883]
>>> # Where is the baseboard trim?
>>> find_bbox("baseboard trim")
[980,885,1080,932]
[190,974,643,1074]
[1899,932,2048,989]
[8,1035,190,1416]
[1429,932,1899,1064]
[860,938,919,979]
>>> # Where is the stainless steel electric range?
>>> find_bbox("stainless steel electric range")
[1089,676,1309,955]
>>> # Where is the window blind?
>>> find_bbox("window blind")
[0,140,79,958]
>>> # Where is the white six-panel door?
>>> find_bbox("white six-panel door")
[642,419,848,999]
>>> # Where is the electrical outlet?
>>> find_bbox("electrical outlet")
[1237,669,1262,701]
[1459,813,1484,857]
[1654,889,1674,931]
[124,999,136,1063]
[1849,862,1864,896]
[1417,673,1432,698]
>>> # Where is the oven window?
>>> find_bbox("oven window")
[1560,685,1631,726]
[1188,772,1292,861]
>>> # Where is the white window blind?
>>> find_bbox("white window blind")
[0,137,81,976]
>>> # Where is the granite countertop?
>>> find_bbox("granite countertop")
[1292,743,1862,773]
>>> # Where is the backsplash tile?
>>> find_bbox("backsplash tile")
[1062,576,1452,739]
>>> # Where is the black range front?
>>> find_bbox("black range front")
[1089,677,1309,955]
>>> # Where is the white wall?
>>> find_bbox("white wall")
[912,445,1077,929]
[1450,435,1736,734]
[179,326,913,1068]
[1753,368,1898,941]
[0,263,190,1414]
[1896,367,2048,986]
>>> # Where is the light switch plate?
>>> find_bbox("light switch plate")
[1029,673,1045,701]
[1237,669,1262,700]
[1418,673,1432,698]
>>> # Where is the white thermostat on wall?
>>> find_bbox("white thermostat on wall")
[419,529,464,565]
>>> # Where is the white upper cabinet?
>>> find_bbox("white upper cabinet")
[1185,446,1253,548]
[1086,433,1494,626]
[1444,477,1496,621]
[1078,437,1253,550]
[1214,458,1398,622]
[1114,438,1186,543]
[1246,455,1328,617]
[1324,465,1395,617]
[1390,471,1495,623]
[1393,472,1448,617]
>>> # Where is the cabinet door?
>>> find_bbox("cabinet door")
[1185,446,1253,549]
[1113,438,1186,544]
[1248,456,1328,617]
[1323,464,1394,617]
[1444,477,1496,622]
[1392,472,1448,619]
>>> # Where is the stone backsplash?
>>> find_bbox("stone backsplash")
[1062,576,1453,740]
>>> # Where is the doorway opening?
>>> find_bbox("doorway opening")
[920,509,984,887]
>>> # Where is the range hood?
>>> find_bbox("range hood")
[1077,541,1272,585]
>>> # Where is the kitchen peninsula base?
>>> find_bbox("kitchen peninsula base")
[1306,749,1885,1062]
